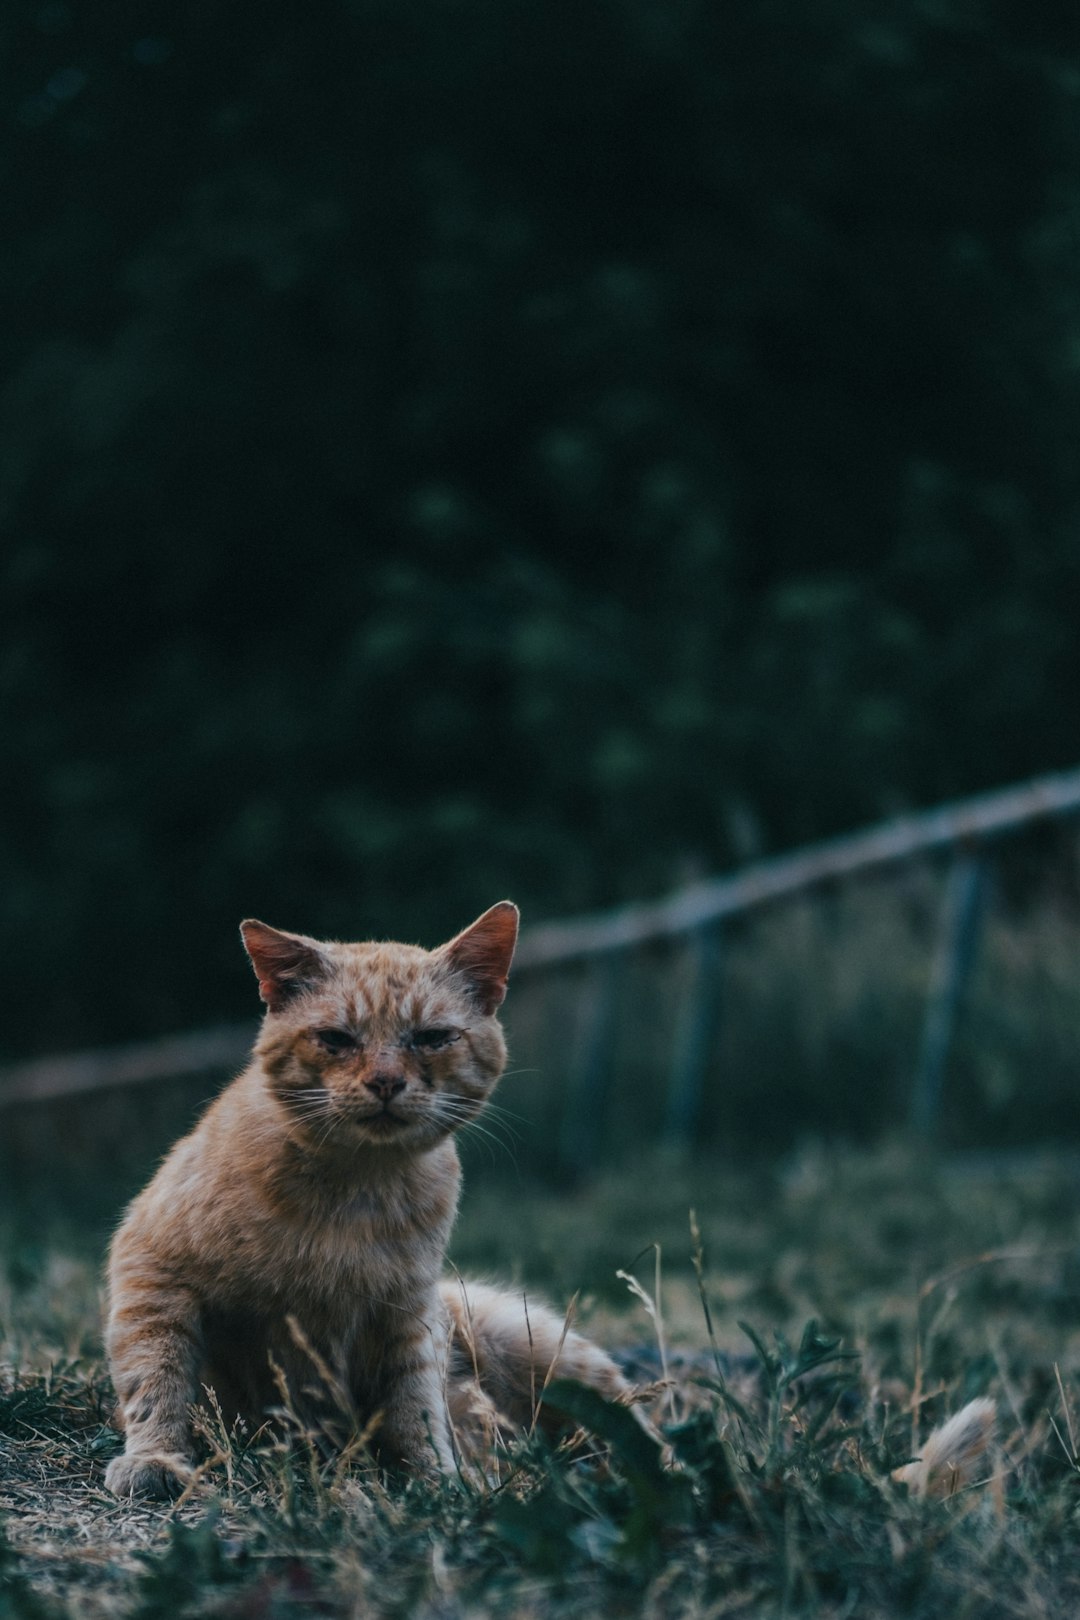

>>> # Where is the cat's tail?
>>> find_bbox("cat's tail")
[440,1280,995,1499]
[439,1277,638,1435]
[891,1397,996,1498]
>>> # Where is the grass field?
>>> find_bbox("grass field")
[2,1143,1080,1618]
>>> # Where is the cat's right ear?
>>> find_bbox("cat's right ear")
[240,920,326,1011]
[438,901,519,1015]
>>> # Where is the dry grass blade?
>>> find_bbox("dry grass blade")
[527,1290,580,1439]
[617,1246,675,1424]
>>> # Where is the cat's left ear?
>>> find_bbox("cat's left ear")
[438,901,519,1015]
[240,919,327,1011]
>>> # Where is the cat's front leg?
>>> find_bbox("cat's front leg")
[375,1325,455,1477]
[105,1268,203,1499]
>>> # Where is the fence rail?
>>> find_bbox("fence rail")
[4,762,1080,1135]
[513,762,1080,967]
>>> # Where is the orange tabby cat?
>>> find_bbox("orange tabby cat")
[104,903,632,1498]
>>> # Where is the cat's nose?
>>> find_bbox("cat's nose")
[364,1070,406,1103]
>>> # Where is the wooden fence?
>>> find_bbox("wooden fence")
[4,763,1080,1171]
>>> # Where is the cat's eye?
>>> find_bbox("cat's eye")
[411,1027,459,1051]
[314,1028,356,1053]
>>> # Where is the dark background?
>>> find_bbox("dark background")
[4,0,1080,1063]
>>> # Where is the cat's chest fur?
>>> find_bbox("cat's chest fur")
[188,1148,456,1323]
[261,1185,450,1322]
[180,1150,459,1423]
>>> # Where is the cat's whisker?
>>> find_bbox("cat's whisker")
[285,1112,337,1134]
[432,1099,485,1123]
[283,1102,338,1129]
[463,1100,527,1136]
[434,1105,520,1166]
[436,1100,509,1128]
[476,1117,524,1147]
[451,1123,504,1167]
[321,1111,350,1148]
[438,1098,521,1135]
[438,1105,495,1132]
[276,1089,336,1121]
[280,1095,334,1115]
[486,1072,540,1095]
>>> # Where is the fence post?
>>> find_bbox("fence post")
[910,851,987,1138]
[558,954,621,1179]
[665,923,722,1151]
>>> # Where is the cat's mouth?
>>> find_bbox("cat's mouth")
[362,1109,410,1133]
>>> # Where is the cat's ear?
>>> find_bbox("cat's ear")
[240,920,327,1011]
[439,901,519,1015]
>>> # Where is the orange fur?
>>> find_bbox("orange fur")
[103,903,637,1498]
[891,1397,996,1498]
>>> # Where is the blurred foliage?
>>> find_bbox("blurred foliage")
[3,0,1080,1052]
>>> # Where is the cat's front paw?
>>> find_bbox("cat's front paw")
[105,1450,193,1500]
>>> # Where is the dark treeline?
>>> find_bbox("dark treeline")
[3,0,1080,1056]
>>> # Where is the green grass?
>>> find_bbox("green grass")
[2,1144,1080,1618]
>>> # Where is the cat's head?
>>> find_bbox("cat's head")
[239,904,518,1153]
